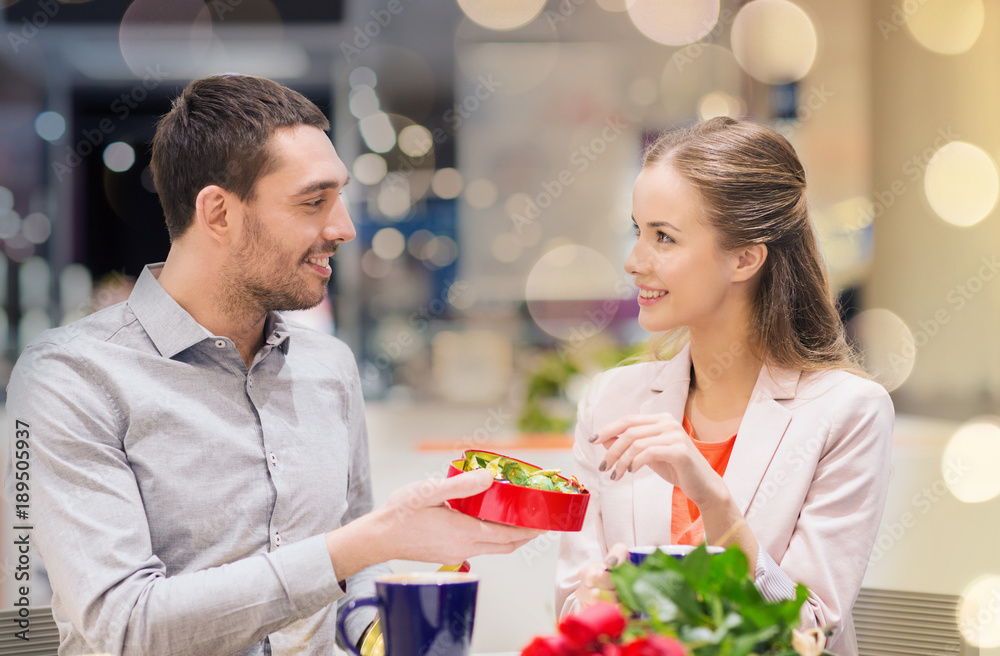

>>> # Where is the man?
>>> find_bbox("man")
[3,75,539,655]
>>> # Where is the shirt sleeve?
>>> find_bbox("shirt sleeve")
[555,370,611,618]
[2,340,349,656]
[335,354,390,647]
[752,379,894,639]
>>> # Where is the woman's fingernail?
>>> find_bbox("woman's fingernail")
[606,555,620,567]
[588,434,599,443]
[598,460,607,472]
[610,470,618,481]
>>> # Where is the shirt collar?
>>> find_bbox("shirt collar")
[128,264,292,359]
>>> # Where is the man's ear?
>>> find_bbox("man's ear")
[732,243,767,282]
[193,185,234,244]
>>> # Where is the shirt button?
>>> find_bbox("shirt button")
[215,339,226,348]
[275,533,282,547]
[269,452,277,465]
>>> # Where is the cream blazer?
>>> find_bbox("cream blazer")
[557,344,894,656]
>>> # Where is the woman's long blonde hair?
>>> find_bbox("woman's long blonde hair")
[641,117,860,374]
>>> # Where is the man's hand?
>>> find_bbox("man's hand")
[326,470,544,579]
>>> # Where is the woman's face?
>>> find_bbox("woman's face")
[625,162,742,334]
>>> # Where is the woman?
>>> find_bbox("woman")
[556,117,893,656]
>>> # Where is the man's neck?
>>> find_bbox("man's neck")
[157,248,266,369]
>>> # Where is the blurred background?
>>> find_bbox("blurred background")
[1,0,1000,653]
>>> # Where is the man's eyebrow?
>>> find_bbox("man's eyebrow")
[631,215,681,231]
[293,176,351,196]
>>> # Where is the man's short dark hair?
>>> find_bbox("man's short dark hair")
[151,75,330,240]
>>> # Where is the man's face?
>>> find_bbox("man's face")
[224,125,355,313]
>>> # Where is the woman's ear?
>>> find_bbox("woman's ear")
[732,243,767,282]
[193,185,233,244]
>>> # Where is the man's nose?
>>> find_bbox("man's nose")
[323,204,356,243]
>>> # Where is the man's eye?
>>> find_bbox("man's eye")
[306,199,324,207]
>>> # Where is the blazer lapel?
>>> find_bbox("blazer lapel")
[724,363,800,516]
[631,345,692,547]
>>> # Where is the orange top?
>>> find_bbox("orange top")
[670,414,737,545]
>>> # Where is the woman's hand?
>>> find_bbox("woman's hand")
[591,413,727,510]
[575,543,630,608]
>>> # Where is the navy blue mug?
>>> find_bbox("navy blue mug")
[338,572,479,656]
[628,544,725,565]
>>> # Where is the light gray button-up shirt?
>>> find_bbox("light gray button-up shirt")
[3,264,386,655]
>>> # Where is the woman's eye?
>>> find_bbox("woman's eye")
[656,231,674,244]
[632,224,640,237]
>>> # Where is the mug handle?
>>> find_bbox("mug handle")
[338,596,380,656]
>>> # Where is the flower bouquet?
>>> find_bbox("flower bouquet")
[522,545,835,656]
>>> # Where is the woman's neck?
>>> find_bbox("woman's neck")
[686,328,762,422]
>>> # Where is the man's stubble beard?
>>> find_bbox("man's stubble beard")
[220,203,329,320]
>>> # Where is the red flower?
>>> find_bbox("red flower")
[622,636,687,656]
[558,603,627,648]
[523,634,576,656]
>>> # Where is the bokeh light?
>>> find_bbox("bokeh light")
[456,0,546,31]
[661,45,745,124]
[906,0,984,55]
[942,418,1000,503]
[464,179,498,209]
[525,245,622,340]
[959,575,1000,648]
[0,187,13,213]
[398,125,433,158]
[349,66,377,88]
[359,112,397,153]
[361,249,393,278]
[352,153,388,186]
[349,85,380,119]
[103,142,136,173]
[448,280,477,310]
[426,236,459,268]
[923,141,999,227]
[119,0,213,77]
[848,308,916,392]
[731,0,818,84]
[431,168,464,199]
[22,213,51,245]
[371,227,406,260]
[697,91,744,120]
[34,111,66,141]
[407,230,436,259]
[19,257,50,309]
[627,0,720,46]
[0,212,21,239]
[596,0,633,11]
[376,179,412,218]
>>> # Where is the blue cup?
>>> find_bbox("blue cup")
[628,544,725,565]
[338,572,479,656]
